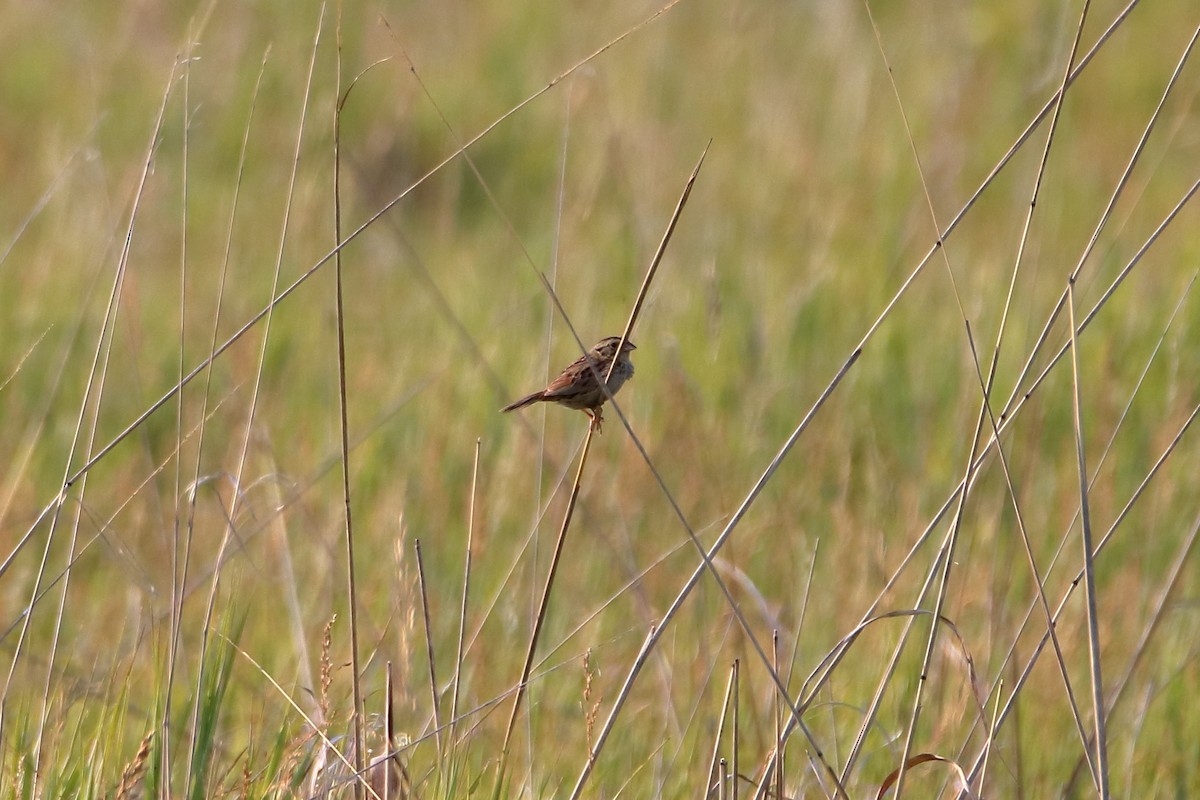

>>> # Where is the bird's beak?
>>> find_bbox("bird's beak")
[624,341,637,351]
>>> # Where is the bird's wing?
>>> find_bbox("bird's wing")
[541,353,593,399]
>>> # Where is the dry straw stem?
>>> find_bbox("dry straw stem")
[496,412,595,761]
[450,439,481,745]
[772,632,784,799]
[976,679,1003,793]
[331,6,388,787]
[704,662,739,800]
[1036,275,1195,786]
[1065,278,1111,799]
[413,539,444,761]
[370,661,414,800]
[1062,510,1200,795]
[732,659,740,800]
[166,35,193,793]
[0,327,50,397]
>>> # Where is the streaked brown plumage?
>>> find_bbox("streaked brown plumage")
[502,336,637,431]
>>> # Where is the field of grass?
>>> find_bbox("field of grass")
[3,0,1200,797]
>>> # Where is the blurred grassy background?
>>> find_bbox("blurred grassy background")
[3,0,1200,796]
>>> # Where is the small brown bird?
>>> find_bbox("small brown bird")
[502,336,637,431]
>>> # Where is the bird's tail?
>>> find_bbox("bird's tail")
[501,391,545,412]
